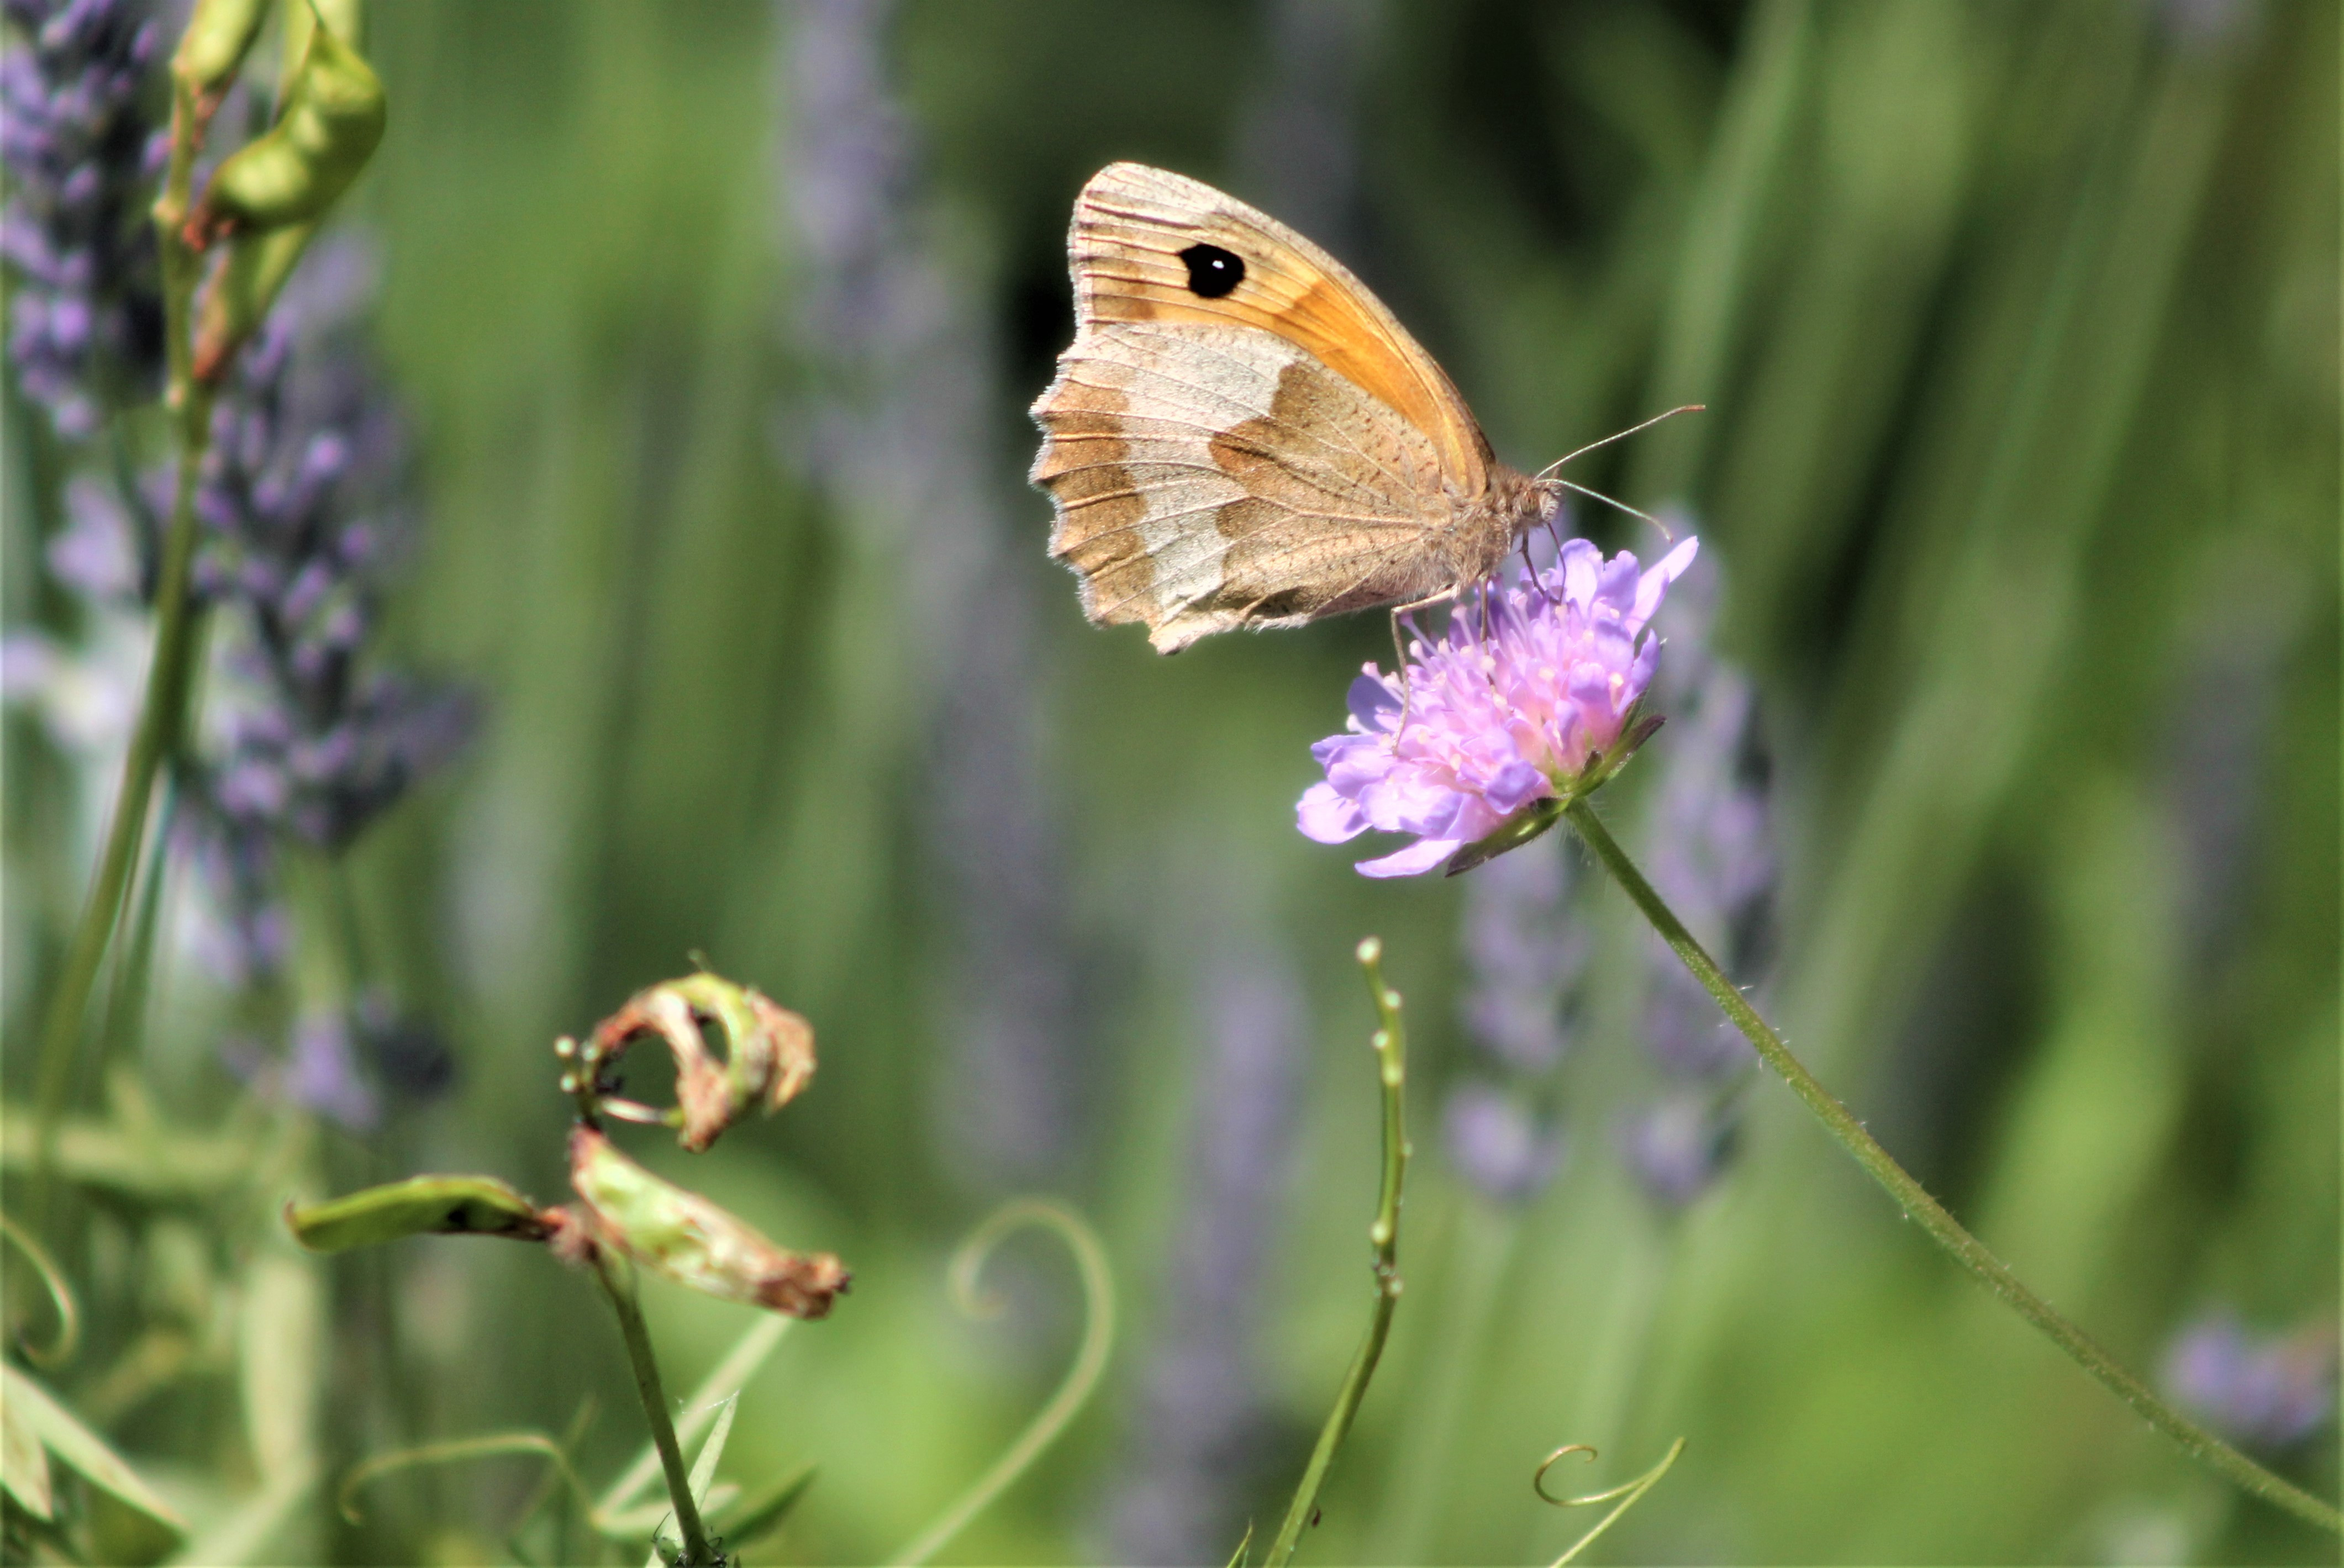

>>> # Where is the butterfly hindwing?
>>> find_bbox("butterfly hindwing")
[1034,318,1453,652]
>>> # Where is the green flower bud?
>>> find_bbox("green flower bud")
[285,1175,556,1253]
[567,1128,849,1319]
[187,7,385,246]
[172,0,271,104]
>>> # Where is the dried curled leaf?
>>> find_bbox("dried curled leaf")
[567,1128,848,1319]
[285,1175,556,1253]
[584,973,817,1152]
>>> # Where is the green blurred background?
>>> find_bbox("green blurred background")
[7,0,2338,1562]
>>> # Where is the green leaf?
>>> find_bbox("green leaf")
[1,1382,52,1521]
[1,1364,183,1530]
[238,1255,323,1483]
[0,1108,248,1201]
[710,1463,815,1549]
[638,1396,741,1568]
[186,3,388,382]
[285,1175,555,1252]
[593,1315,792,1528]
[685,1395,736,1508]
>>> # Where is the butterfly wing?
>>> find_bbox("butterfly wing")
[1032,163,1521,653]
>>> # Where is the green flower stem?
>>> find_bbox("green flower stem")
[1563,798,2342,1536]
[593,1253,715,1567]
[1265,938,1410,1568]
[32,82,222,1186]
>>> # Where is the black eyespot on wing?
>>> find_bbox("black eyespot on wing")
[1179,242,1244,299]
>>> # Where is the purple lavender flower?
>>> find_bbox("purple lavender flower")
[1299,537,1699,877]
[1,0,164,437]
[2163,1310,2337,1450]
[183,236,474,856]
[171,806,287,989]
[1442,1080,1566,1204]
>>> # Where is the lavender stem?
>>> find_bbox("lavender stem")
[30,66,218,1191]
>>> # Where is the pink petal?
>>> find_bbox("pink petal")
[1629,536,1700,634]
[1356,837,1464,878]
[1297,781,1370,843]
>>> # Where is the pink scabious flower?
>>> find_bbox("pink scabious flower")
[1298,536,1699,877]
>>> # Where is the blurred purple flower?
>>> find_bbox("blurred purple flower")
[1105,938,1304,1564]
[46,472,150,599]
[1457,833,1583,1074]
[1622,546,1774,1207]
[1299,537,1699,877]
[1446,830,1582,1204]
[1443,1080,1566,1205]
[221,1009,378,1131]
[1617,1093,1739,1210]
[171,807,287,989]
[0,0,164,437]
[2163,1311,2336,1451]
[1643,962,1750,1081]
[354,989,457,1101]
[182,236,476,856]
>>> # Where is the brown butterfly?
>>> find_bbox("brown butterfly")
[1031,163,1666,655]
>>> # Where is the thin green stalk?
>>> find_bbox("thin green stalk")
[32,403,210,1172]
[32,76,220,1181]
[1563,798,2342,1535]
[96,779,178,1076]
[1263,938,1409,1568]
[884,1200,1116,1567]
[593,1255,714,1567]
[1372,1201,1516,1562]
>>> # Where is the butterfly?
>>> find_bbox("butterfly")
[1033,162,1639,656]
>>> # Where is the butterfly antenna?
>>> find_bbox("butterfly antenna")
[1535,404,1705,481]
[1556,478,1674,543]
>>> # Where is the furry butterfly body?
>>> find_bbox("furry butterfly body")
[1031,162,1562,654]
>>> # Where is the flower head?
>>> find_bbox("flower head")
[1298,536,1699,877]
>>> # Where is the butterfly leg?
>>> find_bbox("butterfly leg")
[1384,584,1467,728]
[1520,535,1557,603]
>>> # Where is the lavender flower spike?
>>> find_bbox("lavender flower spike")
[1299,536,1699,877]
[0,0,164,437]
